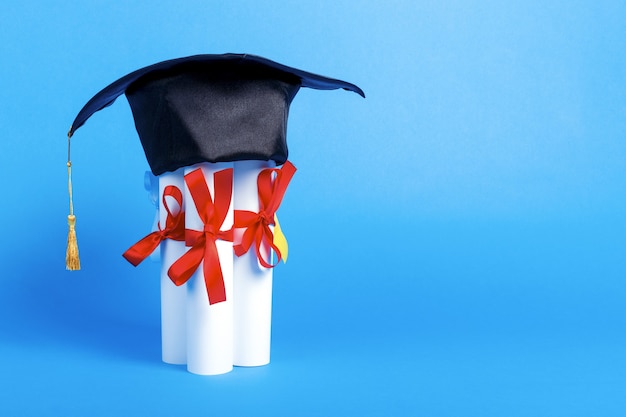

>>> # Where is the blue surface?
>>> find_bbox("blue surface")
[1,1,626,415]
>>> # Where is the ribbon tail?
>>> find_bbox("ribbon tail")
[122,232,163,266]
[203,240,227,305]
[168,244,205,286]
[255,224,283,269]
[234,223,258,257]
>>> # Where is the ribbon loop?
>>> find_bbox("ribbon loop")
[122,185,185,266]
[233,161,296,268]
[168,167,233,305]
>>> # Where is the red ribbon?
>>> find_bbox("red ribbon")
[233,161,296,268]
[168,168,233,305]
[122,185,185,266]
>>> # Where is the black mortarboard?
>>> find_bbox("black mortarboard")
[65,53,364,269]
[68,53,364,175]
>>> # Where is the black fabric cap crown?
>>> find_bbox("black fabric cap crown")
[69,53,364,175]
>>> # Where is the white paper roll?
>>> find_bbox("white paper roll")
[158,170,187,365]
[233,160,275,367]
[184,162,234,376]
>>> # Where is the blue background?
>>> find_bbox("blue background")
[1,1,625,415]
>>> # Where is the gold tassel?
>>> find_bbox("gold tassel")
[66,133,81,270]
[66,214,80,270]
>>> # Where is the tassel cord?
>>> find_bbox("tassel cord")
[66,132,80,270]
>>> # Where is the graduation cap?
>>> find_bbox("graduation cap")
[65,53,364,270]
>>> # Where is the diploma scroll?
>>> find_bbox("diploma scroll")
[233,160,275,367]
[184,162,234,375]
[158,170,187,365]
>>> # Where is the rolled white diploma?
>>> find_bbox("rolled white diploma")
[184,162,234,375]
[158,169,187,365]
[233,160,275,367]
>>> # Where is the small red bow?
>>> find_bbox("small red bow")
[233,161,296,268]
[123,185,185,266]
[168,168,233,305]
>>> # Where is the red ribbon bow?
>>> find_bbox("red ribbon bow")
[168,168,233,305]
[123,185,185,266]
[233,161,296,268]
